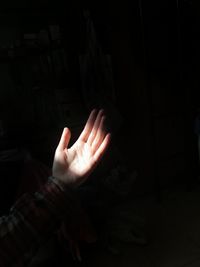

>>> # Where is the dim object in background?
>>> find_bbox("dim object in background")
[52,49,63,77]
[104,204,147,255]
[81,164,147,255]
[23,33,37,47]
[38,30,50,46]
[103,165,137,196]
[49,25,61,41]
[79,10,122,132]
[0,149,31,215]
[60,49,69,73]
[194,112,200,165]
[0,120,5,137]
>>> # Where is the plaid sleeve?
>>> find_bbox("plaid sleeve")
[0,177,76,267]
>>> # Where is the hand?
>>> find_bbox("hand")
[53,109,111,188]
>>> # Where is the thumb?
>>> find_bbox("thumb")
[57,127,71,151]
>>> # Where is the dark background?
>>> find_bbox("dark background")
[0,0,199,200]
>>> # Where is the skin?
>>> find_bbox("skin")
[52,109,111,261]
[53,109,111,188]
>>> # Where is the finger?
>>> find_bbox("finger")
[69,240,76,261]
[75,244,82,262]
[91,115,106,153]
[57,127,71,151]
[78,109,97,142]
[93,133,111,163]
[87,109,104,146]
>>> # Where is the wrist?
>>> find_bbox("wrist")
[49,176,75,193]
[37,177,78,222]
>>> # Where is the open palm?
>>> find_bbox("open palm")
[53,109,111,187]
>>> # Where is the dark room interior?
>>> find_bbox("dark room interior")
[1,0,200,266]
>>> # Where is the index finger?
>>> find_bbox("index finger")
[78,109,97,142]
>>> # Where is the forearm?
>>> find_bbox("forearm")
[0,177,75,267]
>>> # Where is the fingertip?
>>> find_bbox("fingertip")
[88,109,98,122]
[99,115,106,129]
[91,108,104,116]
[63,127,71,135]
[103,133,112,150]
[99,109,105,115]
[105,133,112,147]
[90,109,97,115]
[106,132,111,140]
[57,127,71,150]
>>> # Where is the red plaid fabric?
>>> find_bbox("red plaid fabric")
[0,178,75,267]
